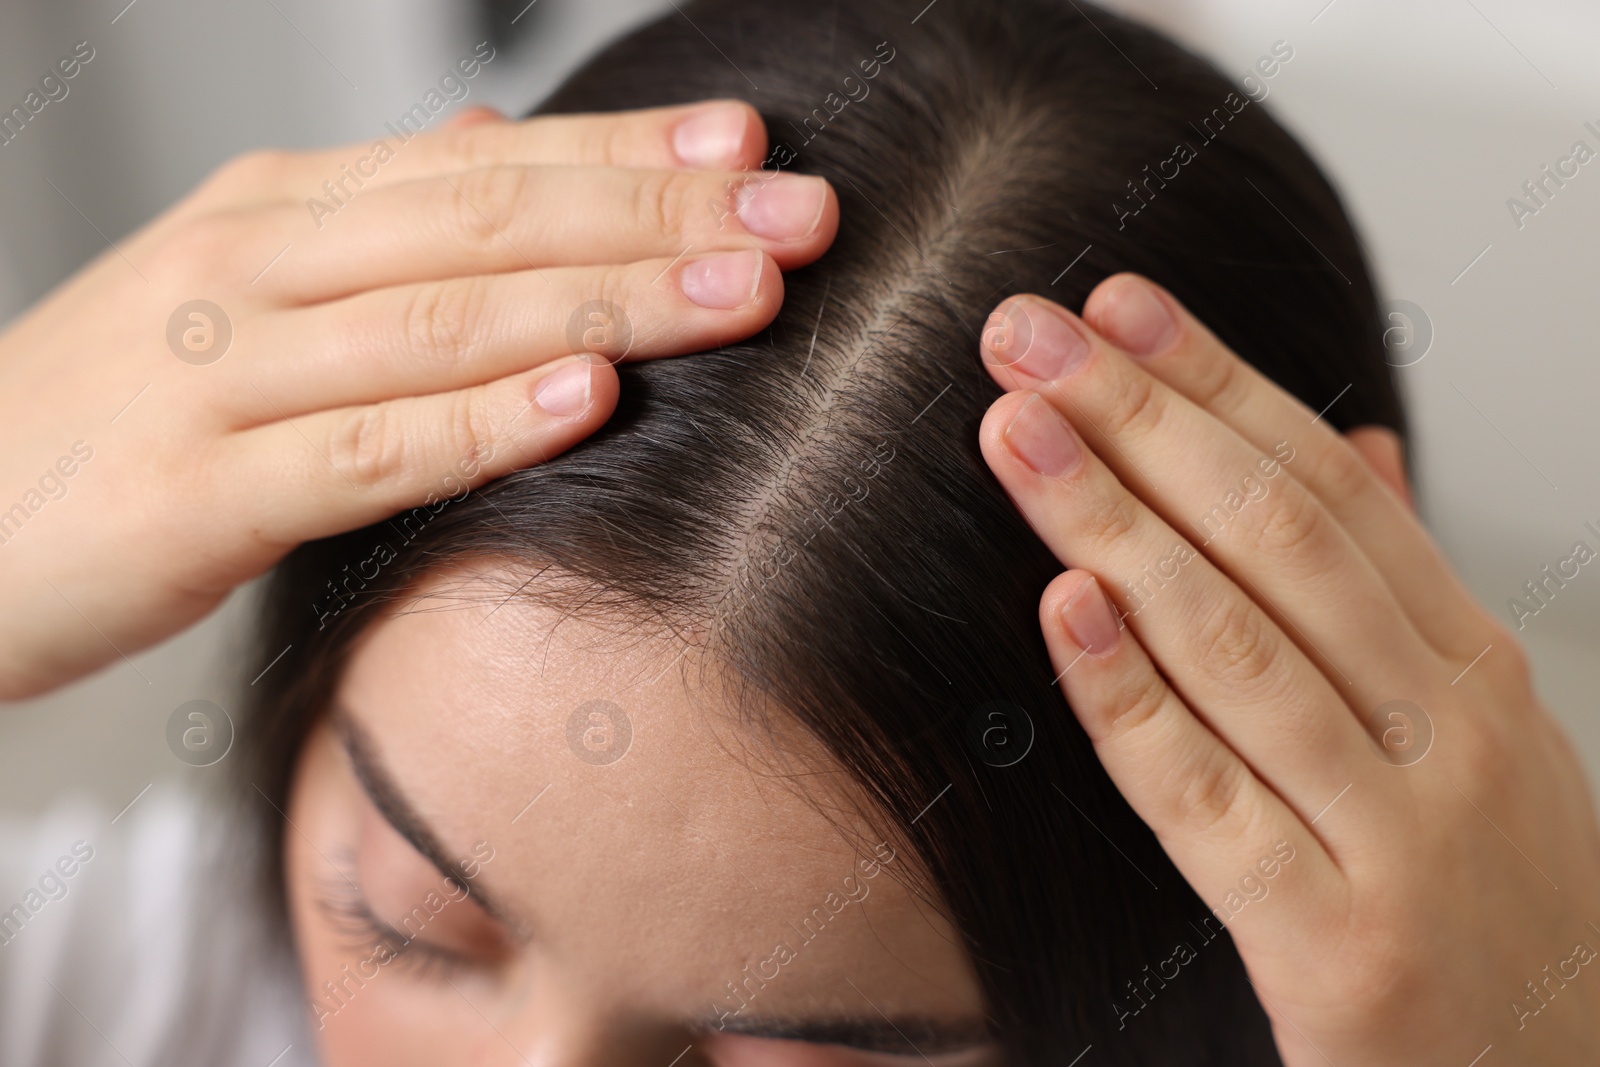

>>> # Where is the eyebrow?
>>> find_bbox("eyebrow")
[699,1014,993,1054]
[333,706,528,938]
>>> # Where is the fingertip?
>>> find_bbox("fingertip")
[531,354,619,423]
[445,105,507,131]
[1044,570,1124,659]
[752,248,786,321]
[1083,273,1180,358]
[808,178,841,251]
[979,295,1032,391]
[580,352,622,418]
[671,99,767,170]
[977,388,1032,458]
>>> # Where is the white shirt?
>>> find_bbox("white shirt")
[0,786,317,1067]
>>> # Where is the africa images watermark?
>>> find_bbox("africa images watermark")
[1117,442,1297,618]
[311,439,507,630]
[0,840,95,949]
[305,41,497,230]
[0,40,96,149]
[705,40,897,232]
[307,839,496,1030]
[1111,839,1296,1031]
[1505,518,1600,631]
[1504,120,1600,231]
[707,842,898,1030]
[712,438,897,630]
[0,440,96,549]
[1510,920,1600,1031]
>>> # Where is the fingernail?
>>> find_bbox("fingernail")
[1062,576,1122,656]
[991,301,1091,381]
[680,250,763,309]
[1102,278,1176,357]
[534,359,591,416]
[672,104,748,168]
[736,174,827,240]
[1004,394,1082,476]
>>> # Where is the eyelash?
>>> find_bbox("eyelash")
[311,871,481,983]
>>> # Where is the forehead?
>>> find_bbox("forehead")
[335,564,982,1020]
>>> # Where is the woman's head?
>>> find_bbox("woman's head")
[244,0,1402,1063]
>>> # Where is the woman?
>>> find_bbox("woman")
[2,0,1597,1064]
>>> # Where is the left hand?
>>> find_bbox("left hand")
[975,274,1600,1065]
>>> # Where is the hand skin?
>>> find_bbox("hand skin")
[978,276,1600,1065]
[0,100,837,701]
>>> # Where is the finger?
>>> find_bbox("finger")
[221,355,617,547]
[979,390,1388,834]
[230,163,833,303]
[188,100,768,214]
[229,250,780,419]
[443,105,506,131]
[1041,570,1343,953]
[980,294,1440,723]
[1346,426,1412,509]
[1082,273,1493,663]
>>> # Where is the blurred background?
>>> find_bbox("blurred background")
[1,0,1596,819]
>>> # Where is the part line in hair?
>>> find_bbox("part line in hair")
[838,173,952,286]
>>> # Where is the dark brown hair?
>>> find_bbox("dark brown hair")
[242,1,1402,1062]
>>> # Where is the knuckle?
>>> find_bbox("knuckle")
[400,277,488,366]
[329,403,407,489]
[1249,486,1333,568]
[443,387,494,479]
[1185,344,1248,412]
[1095,365,1165,441]
[1171,746,1251,838]
[1194,597,1280,691]
[596,115,630,166]
[1310,435,1375,509]
[592,262,632,311]
[1083,492,1143,548]
[202,148,291,199]
[1474,619,1534,699]
[1453,719,1515,803]
[1100,668,1171,743]
[632,168,694,237]
[449,165,528,251]
[443,125,498,173]
[149,215,239,283]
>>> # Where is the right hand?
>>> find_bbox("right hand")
[0,100,837,700]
